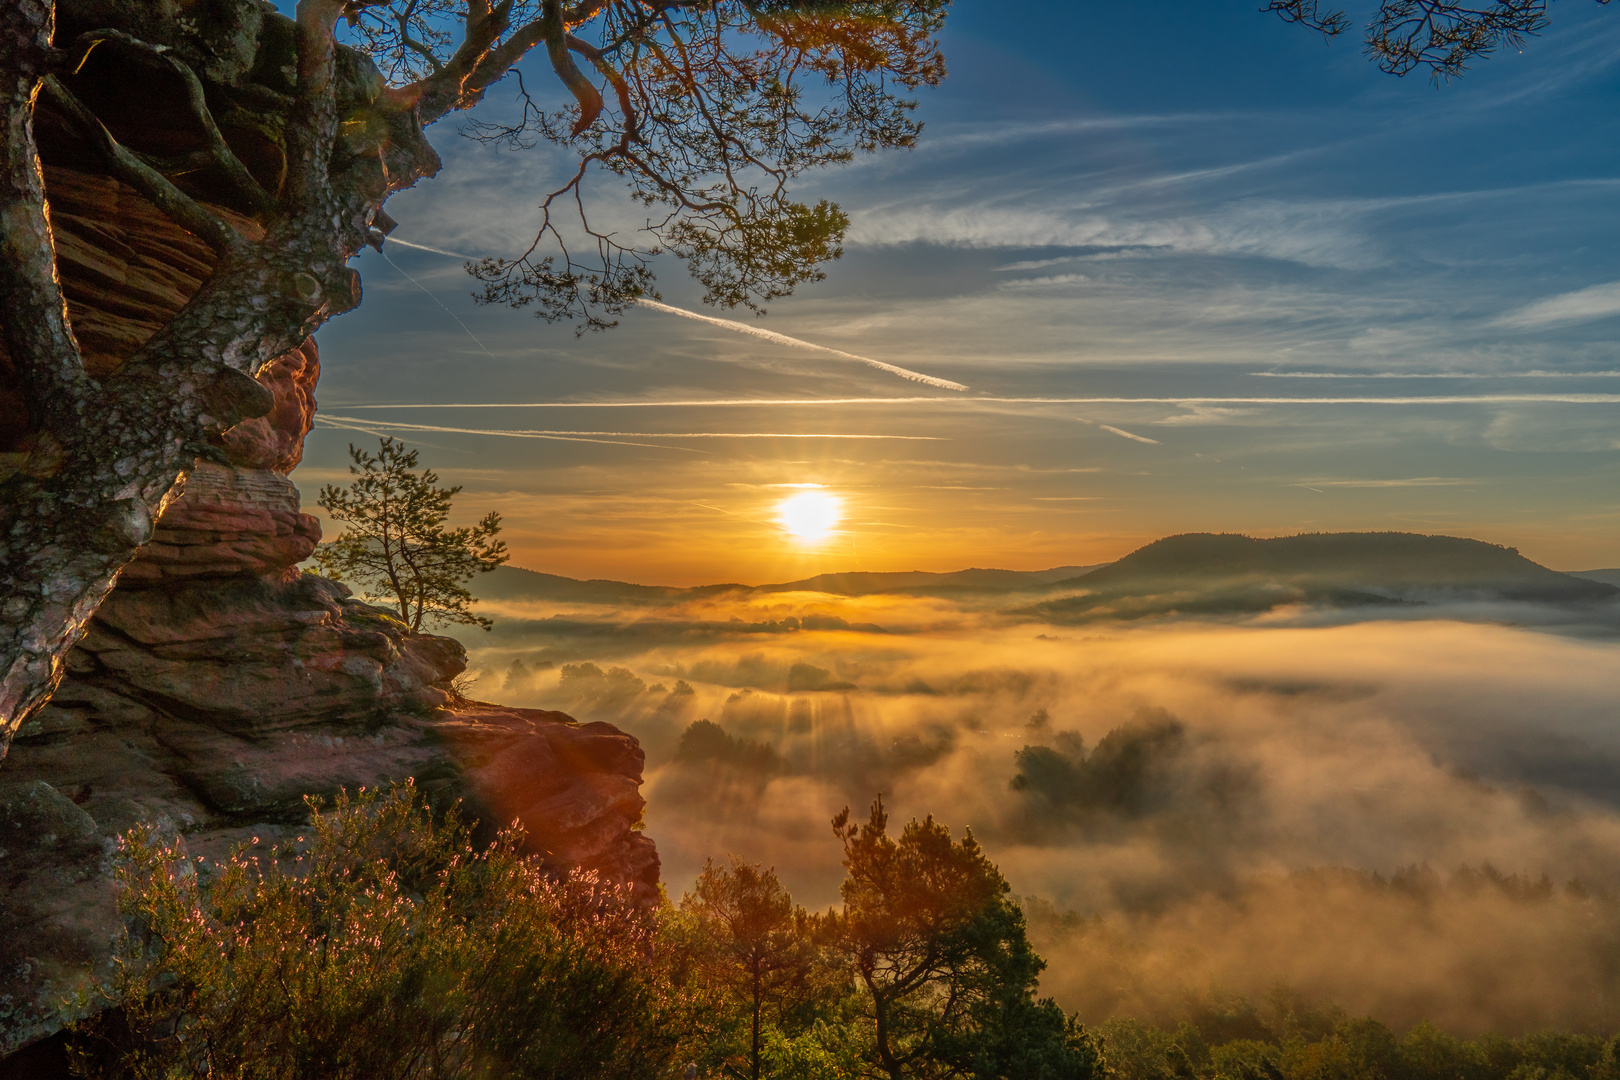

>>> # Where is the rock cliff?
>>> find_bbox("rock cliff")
[0,178,658,1064]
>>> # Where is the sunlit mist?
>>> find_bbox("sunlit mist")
[777,490,843,544]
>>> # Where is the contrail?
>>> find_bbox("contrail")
[1252,370,1620,379]
[373,239,966,391]
[634,298,969,392]
[338,393,1620,408]
[318,415,942,443]
[316,416,470,455]
[1076,417,1161,444]
[316,416,701,452]
[378,248,498,359]
[384,237,481,260]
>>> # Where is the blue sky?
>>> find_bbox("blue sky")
[283,1,1620,581]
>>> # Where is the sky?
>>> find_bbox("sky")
[284,0,1620,584]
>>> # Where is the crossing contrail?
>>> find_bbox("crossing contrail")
[378,248,498,359]
[317,415,943,446]
[634,299,969,392]
[384,237,480,260]
[375,237,967,391]
[340,393,1620,408]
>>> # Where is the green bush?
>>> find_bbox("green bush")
[71,783,682,1079]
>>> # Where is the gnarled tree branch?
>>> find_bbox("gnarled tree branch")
[63,30,278,216]
[543,0,604,136]
[42,75,242,252]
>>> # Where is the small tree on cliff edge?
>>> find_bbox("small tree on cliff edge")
[315,437,508,631]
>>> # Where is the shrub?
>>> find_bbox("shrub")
[71,783,680,1079]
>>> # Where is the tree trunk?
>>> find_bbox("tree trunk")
[751,967,763,1080]
[0,0,442,759]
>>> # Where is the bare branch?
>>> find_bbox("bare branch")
[460,16,547,105]
[1272,0,1611,80]
[407,0,515,121]
[41,76,242,253]
[569,34,638,141]
[459,1,948,324]
[1263,0,1352,38]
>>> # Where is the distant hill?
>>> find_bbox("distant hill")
[756,566,1100,597]
[479,535,1616,622]
[1028,532,1618,622]
[477,563,1102,606]
[476,567,741,606]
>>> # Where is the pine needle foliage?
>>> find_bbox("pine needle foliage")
[314,438,508,631]
[826,797,1105,1080]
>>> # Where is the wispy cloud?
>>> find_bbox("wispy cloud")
[845,198,1383,269]
[916,111,1259,150]
[317,415,943,443]
[1493,281,1620,329]
[336,394,1620,408]
[1294,477,1474,489]
[993,256,1085,273]
[1254,370,1620,378]
[1000,273,1094,290]
[634,299,969,391]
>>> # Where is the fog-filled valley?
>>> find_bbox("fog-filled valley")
[457,538,1620,1035]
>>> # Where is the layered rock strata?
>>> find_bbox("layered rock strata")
[6,12,657,1062]
[0,348,659,1059]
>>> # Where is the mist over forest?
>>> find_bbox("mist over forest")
[450,542,1620,1036]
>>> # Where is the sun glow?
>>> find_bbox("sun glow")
[777,490,843,544]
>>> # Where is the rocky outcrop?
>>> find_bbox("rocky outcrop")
[1,327,657,1063]
[2,43,659,1059]
[216,339,319,474]
[1,522,660,1060]
[115,464,322,584]
[0,163,263,459]
[437,705,660,889]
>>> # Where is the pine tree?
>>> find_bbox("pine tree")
[314,438,508,631]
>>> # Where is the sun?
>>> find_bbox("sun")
[777,490,843,544]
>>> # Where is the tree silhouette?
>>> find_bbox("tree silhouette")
[825,796,1103,1080]
[1266,0,1611,82]
[682,857,823,1080]
[315,437,508,631]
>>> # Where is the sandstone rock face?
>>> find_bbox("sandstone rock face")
[218,339,319,473]
[2,87,657,1065]
[116,464,322,584]
[437,706,660,890]
[0,166,263,457]
[1,351,659,1058]
[1,571,661,1056]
